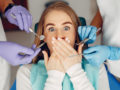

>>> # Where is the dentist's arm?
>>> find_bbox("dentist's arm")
[0,41,40,66]
[90,10,103,29]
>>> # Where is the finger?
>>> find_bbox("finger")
[15,13,24,30]
[52,46,65,59]
[83,51,97,60]
[19,46,34,55]
[27,14,32,28]
[92,34,96,42]
[16,55,30,65]
[78,43,84,54]
[20,48,40,64]
[21,6,32,28]
[85,56,100,67]
[83,26,91,39]
[30,16,32,27]
[50,52,58,63]
[29,48,41,59]
[42,51,49,67]
[81,27,86,40]
[21,13,29,33]
[32,44,36,49]
[83,46,99,54]
[52,38,71,55]
[89,27,97,40]
[78,26,82,40]
[57,38,76,54]
[87,34,96,44]
[83,52,101,67]
[53,42,69,56]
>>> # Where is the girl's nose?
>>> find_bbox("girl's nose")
[56,30,65,40]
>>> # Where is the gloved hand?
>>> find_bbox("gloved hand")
[78,26,97,44]
[83,45,120,67]
[5,5,32,33]
[0,41,40,66]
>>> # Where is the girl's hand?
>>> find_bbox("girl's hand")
[42,51,65,73]
[52,38,83,71]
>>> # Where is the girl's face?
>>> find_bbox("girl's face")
[44,10,76,53]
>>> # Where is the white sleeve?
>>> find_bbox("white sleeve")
[67,63,95,90]
[98,64,110,90]
[105,60,120,78]
[16,64,32,90]
[44,70,65,90]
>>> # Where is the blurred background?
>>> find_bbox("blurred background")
[1,0,101,86]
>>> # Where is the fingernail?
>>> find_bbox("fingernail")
[52,37,55,41]
[65,37,69,41]
[81,43,84,47]
[68,40,70,43]
[65,38,70,43]
[58,37,61,40]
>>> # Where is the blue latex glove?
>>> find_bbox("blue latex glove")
[83,45,120,67]
[78,26,97,44]
[5,5,32,33]
[0,41,40,66]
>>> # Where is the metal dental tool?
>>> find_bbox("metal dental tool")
[11,14,46,49]
[11,14,46,57]
[75,27,101,46]
[11,14,45,41]
[70,27,102,58]
[29,28,45,41]
[75,38,89,46]
[28,28,46,48]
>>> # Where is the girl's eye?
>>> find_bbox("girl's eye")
[48,27,55,32]
[64,26,70,31]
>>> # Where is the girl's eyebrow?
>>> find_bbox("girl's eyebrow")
[46,23,55,27]
[46,21,72,27]
[62,21,72,25]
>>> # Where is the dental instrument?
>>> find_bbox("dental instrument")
[76,27,101,46]
[11,14,45,41]
[11,14,45,48]
[29,28,45,41]
[27,27,46,48]
[11,14,45,57]
[70,27,102,58]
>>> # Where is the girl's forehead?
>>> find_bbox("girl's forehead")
[45,10,72,23]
